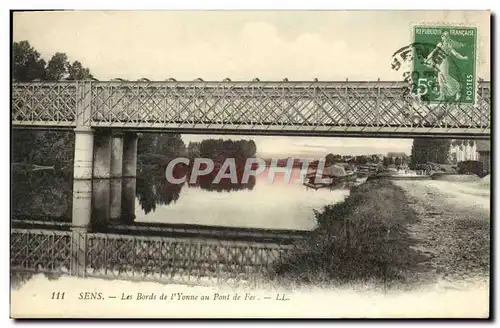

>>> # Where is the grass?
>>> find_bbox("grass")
[271,179,427,287]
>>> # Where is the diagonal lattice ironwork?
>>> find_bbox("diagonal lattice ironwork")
[12,82,77,126]
[12,80,491,136]
[10,227,295,286]
[83,232,293,284]
[10,228,72,274]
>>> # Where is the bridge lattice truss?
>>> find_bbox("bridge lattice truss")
[12,80,491,137]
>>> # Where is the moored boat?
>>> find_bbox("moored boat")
[304,164,357,188]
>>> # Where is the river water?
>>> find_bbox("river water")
[12,167,354,232]
[134,167,352,231]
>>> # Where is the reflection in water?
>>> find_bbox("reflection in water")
[11,168,73,221]
[12,132,357,232]
[189,173,256,193]
[135,167,352,231]
[135,163,256,214]
[136,165,185,215]
[11,165,353,232]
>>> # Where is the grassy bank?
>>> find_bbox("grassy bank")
[272,179,425,287]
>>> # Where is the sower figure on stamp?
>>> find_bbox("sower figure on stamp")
[424,31,469,102]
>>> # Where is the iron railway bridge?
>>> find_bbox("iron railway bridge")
[10,78,492,285]
[12,79,491,138]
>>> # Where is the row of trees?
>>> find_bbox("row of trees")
[187,139,257,164]
[136,137,258,214]
[13,41,93,82]
[324,153,384,166]
[323,153,409,167]
[13,41,95,169]
[137,133,186,166]
[383,156,408,167]
[136,165,257,214]
[136,135,258,166]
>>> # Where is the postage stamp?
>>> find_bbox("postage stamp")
[411,25,477,105]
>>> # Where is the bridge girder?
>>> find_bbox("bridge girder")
[12,80,491,138]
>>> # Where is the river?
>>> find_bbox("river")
[12,167,354,232]
[134,167,352,231]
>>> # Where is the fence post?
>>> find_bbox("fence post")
[314,83,319,126]
[480,80,485,129]
[376,78,381,128]
[344,78,349,127]
[71,227,88,277]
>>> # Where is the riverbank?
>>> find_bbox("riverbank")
[272,177,490,290]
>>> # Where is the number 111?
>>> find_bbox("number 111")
[51,292,65,299]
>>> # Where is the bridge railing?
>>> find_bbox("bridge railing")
[10,227,293,285]
[12,80,491,133]
[12,81,78,126]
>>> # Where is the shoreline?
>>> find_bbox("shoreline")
[272,178,490,291]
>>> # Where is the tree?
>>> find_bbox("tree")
[12,41,46,81]
[13,40,94,82]
[12,41,95,168]
[187,142,201,160]
[394,156,401,166]
[383,156,389,167]
[325,153,335,165]
[67,61,94,80]
[137,133,186,166]
[198,139,257,165]
[243,140,257,158]
[355,155,368,165]
[156,133,186,159]
[46,52,68,81]
[410,138,451,167]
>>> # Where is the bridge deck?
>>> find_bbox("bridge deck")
[12,80,491,137]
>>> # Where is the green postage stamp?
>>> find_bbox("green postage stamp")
[412,25,477,105]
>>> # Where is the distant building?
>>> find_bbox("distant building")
[476,140,491,173]
[449,140,477,162]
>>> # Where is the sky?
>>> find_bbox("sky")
[13,11,491,157]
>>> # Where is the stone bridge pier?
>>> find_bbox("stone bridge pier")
[71,128,138,231]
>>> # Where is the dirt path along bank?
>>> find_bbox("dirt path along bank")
[393,178,490,285]
[273,177,490,290]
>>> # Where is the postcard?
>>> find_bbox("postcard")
[10,9,491,319]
